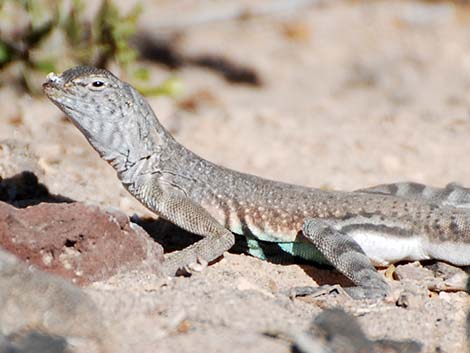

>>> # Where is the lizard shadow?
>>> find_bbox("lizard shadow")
[133,216,354,287]
[0,171,74,207]
[133,216,204,253]
[298,264,356,287]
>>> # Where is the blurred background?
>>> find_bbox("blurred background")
[1,0,470,215]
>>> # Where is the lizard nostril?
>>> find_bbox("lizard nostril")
[46,72,60,83]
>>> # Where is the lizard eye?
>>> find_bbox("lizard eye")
[89,80,105,90]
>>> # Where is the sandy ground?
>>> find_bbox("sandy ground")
[1,1,470,352]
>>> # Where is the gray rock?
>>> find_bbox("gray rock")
[0,249,105,352]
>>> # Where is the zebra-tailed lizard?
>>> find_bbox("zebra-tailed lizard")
[43,66,470,299]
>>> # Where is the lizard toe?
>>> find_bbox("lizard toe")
[175,256,209,276]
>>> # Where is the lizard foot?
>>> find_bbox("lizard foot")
[286,281,389,300]
[286,285,346,299]
[343,282,389,300]
[175,257,208,276]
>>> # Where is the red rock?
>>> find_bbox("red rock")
[0,201,163,285]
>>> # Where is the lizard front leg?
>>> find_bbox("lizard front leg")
[138,181,235,276]
[163,226,235,276]
[301,218,390,299]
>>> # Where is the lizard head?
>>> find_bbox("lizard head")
[42,65,130,127]
[43,65,165,167]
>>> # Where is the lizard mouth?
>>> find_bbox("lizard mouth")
[42,76,68,104]
[42,82,56,96]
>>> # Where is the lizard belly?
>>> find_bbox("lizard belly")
[350,230,470,266]
[424,241,470,266]
[243,216,299,242]
[349,230,429,266]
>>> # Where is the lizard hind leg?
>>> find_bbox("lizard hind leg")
[301,218,390,300]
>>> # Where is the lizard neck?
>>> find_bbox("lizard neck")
[87,89,176,180]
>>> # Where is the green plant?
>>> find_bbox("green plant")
[0,0,179,96]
